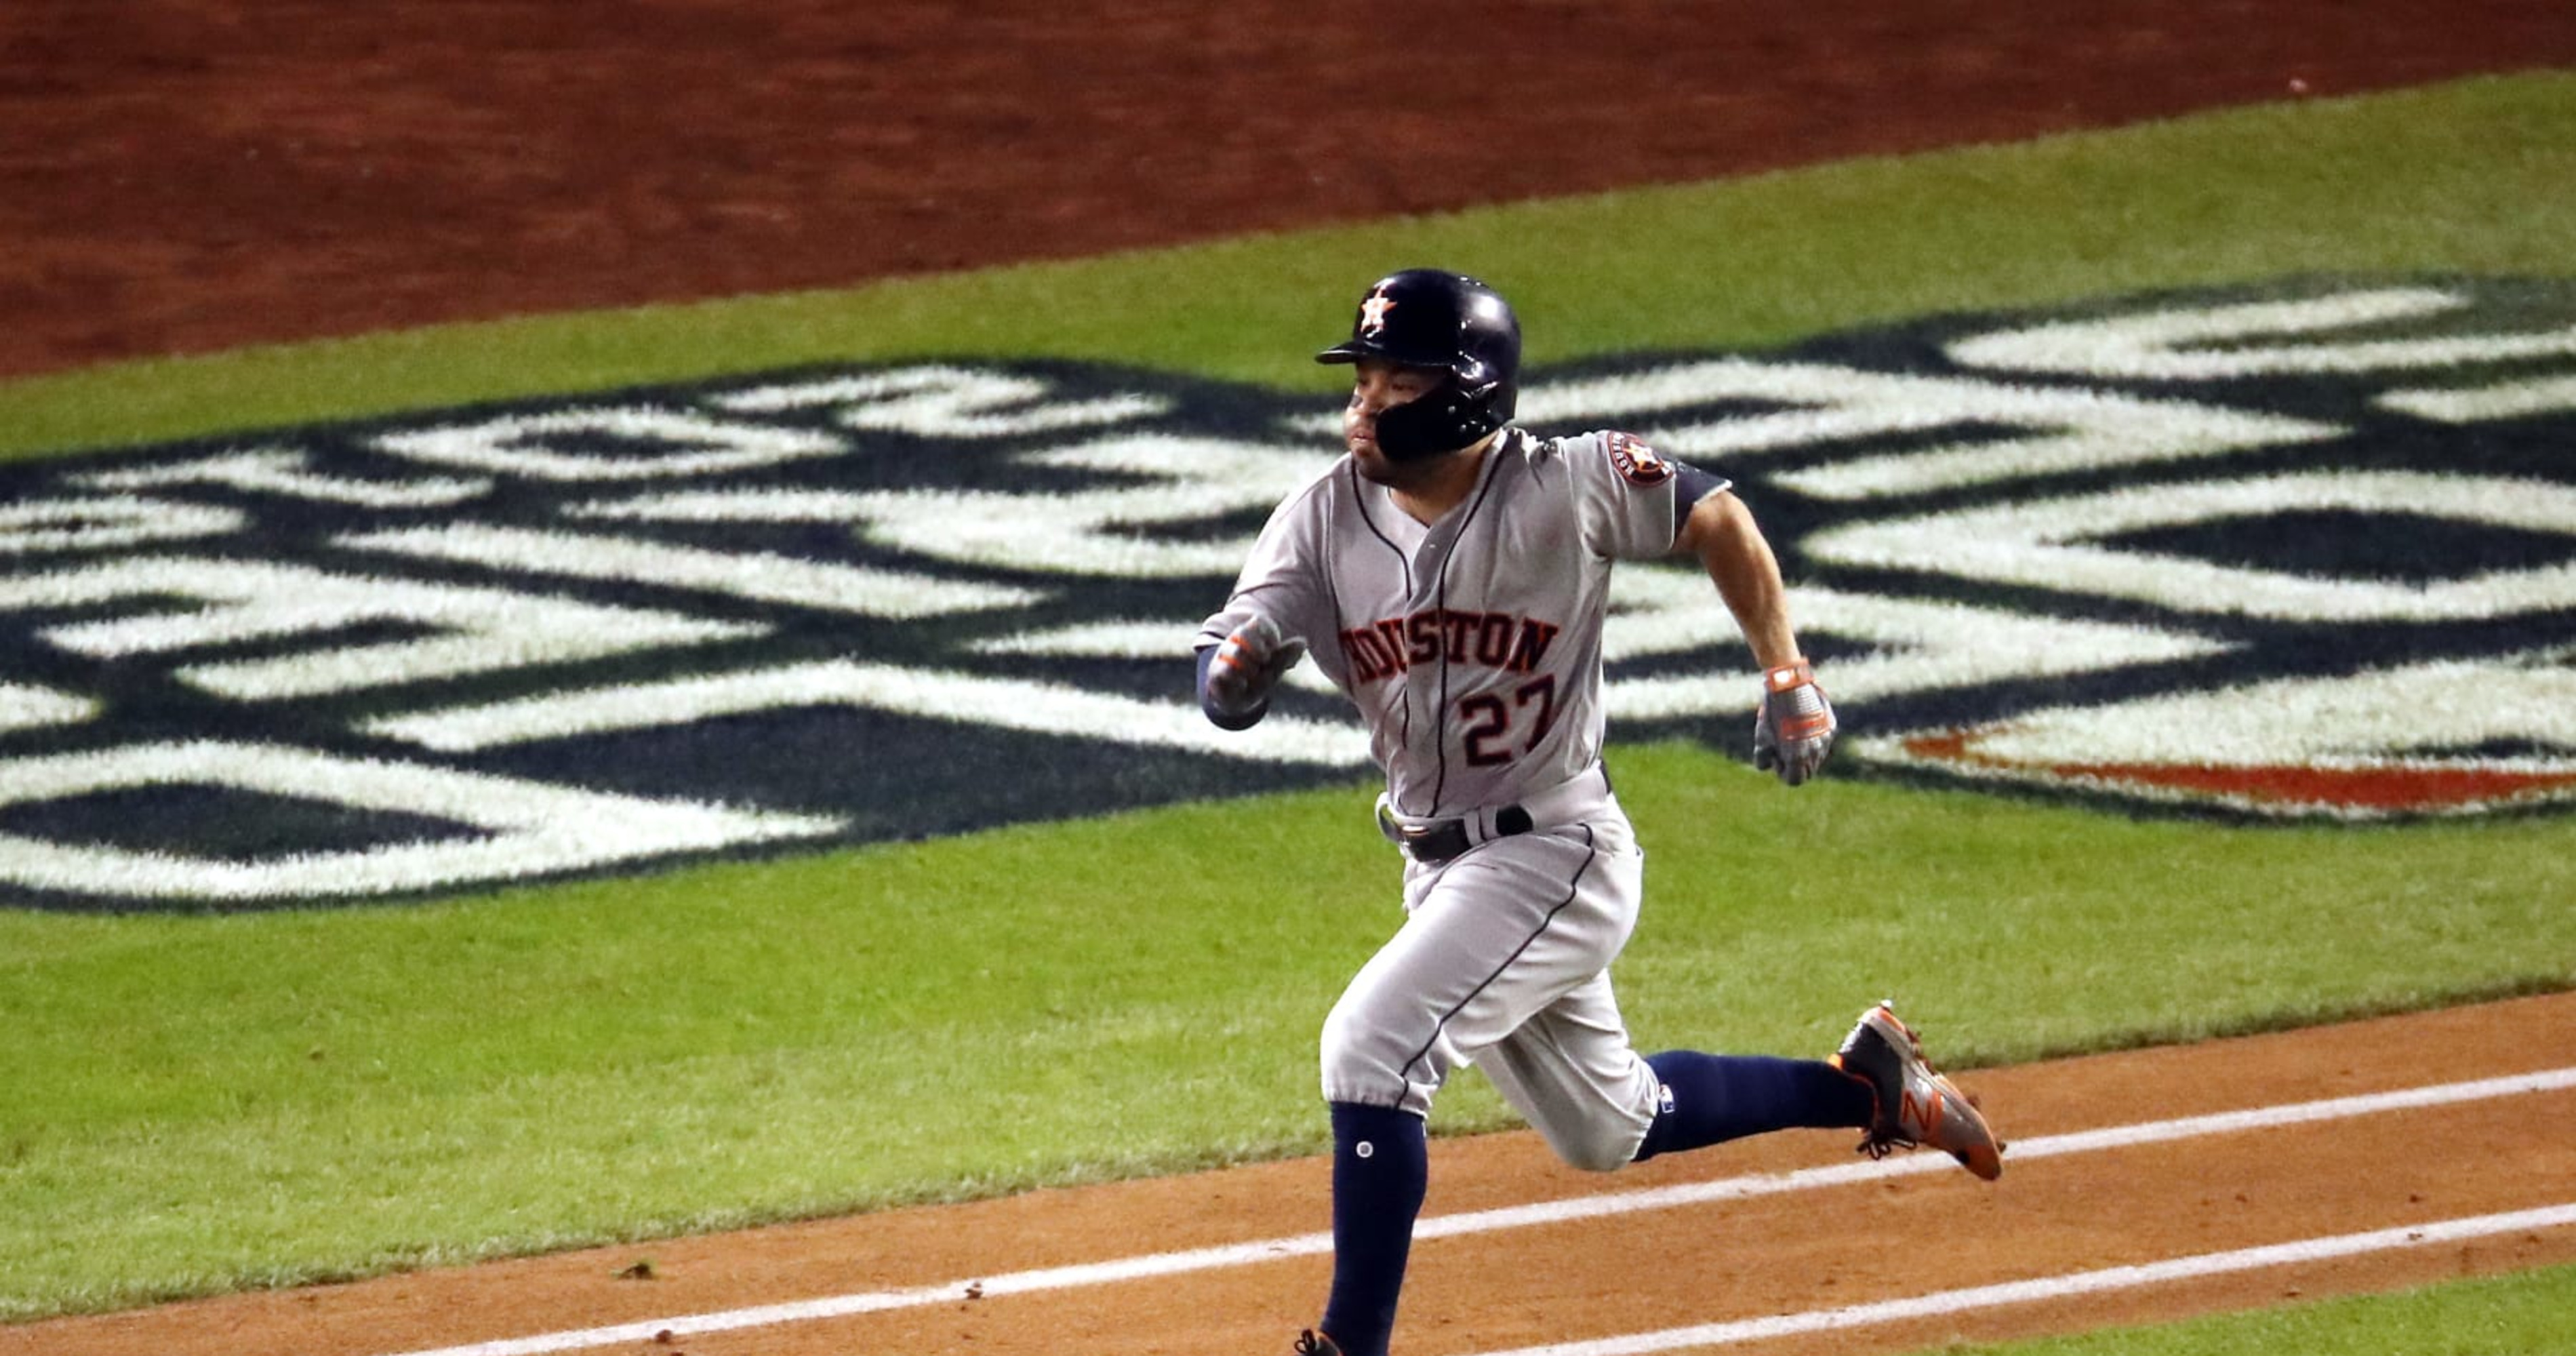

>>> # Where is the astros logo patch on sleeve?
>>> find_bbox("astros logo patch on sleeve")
[1604,431,1673,487]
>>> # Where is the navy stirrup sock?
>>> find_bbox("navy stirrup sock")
[1319,1101,1428,1356]
[1632,1051,1876,1162]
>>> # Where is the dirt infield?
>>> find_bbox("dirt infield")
[12,992,2573,1356]
[6,1,2576,378]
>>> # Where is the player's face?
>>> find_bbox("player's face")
[1344,359,1447,483]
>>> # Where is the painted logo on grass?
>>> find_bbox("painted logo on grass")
[3,277,2572,910]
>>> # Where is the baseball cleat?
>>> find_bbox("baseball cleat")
[1294,1330,1346,1356]
[1830,1001,2004,1181]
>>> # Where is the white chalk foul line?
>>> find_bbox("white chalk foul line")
[390,1064,2576,1356]
[1468,1201,2576,1356]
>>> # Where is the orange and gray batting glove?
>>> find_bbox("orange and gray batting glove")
[1199,614,1308,729]
[1752,658,1836,786]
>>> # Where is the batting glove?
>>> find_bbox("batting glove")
[1203,614,1308,723]
[1752,659,1836,786]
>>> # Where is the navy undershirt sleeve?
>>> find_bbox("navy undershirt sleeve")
[1670,461,1731,537]
[1195,644,1266,730]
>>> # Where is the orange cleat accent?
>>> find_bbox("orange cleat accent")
[1833,1001,2003,1181]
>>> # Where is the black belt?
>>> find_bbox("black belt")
[1377,767,1613,864]
[1381,802,1535,864]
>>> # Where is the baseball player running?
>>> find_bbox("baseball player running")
[1195,268,2003,1356]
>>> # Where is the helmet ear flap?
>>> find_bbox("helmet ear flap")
[1373,372,1506,461]
[1319,268,1521,459]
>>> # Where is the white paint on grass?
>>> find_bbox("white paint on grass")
[0,741,843,901]
[340,523,1046,618]
[380,1064,2576,1356]
[365,658,1373,765]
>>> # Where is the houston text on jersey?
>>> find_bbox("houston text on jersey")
[1336,610,1565,684]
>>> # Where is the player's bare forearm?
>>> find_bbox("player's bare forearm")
[1678,490,1802,670]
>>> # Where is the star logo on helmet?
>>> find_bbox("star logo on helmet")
[1359,285,1396,336]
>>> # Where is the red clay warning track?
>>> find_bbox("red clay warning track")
[5,1,2575,378]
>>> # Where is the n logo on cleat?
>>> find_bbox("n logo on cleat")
[1903,1089,1942,1138]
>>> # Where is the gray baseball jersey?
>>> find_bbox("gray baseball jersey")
[1199,426,1731,1161]
[1197,427,1720,818]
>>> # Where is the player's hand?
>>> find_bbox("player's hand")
[1205,614,1308,719]
[1752,659,1836,786]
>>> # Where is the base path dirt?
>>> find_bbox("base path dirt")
[4,1,2575,379]
[13,992,2574,1356]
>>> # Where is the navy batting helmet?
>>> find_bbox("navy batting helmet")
[1316,268,1521,460]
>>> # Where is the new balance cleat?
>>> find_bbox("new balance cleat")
[1294,1330,1346,1356]
[1830,1001,2004,1180]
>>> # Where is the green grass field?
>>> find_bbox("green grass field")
[1947,1264,2576,1356]
[1,69,2572,1345]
